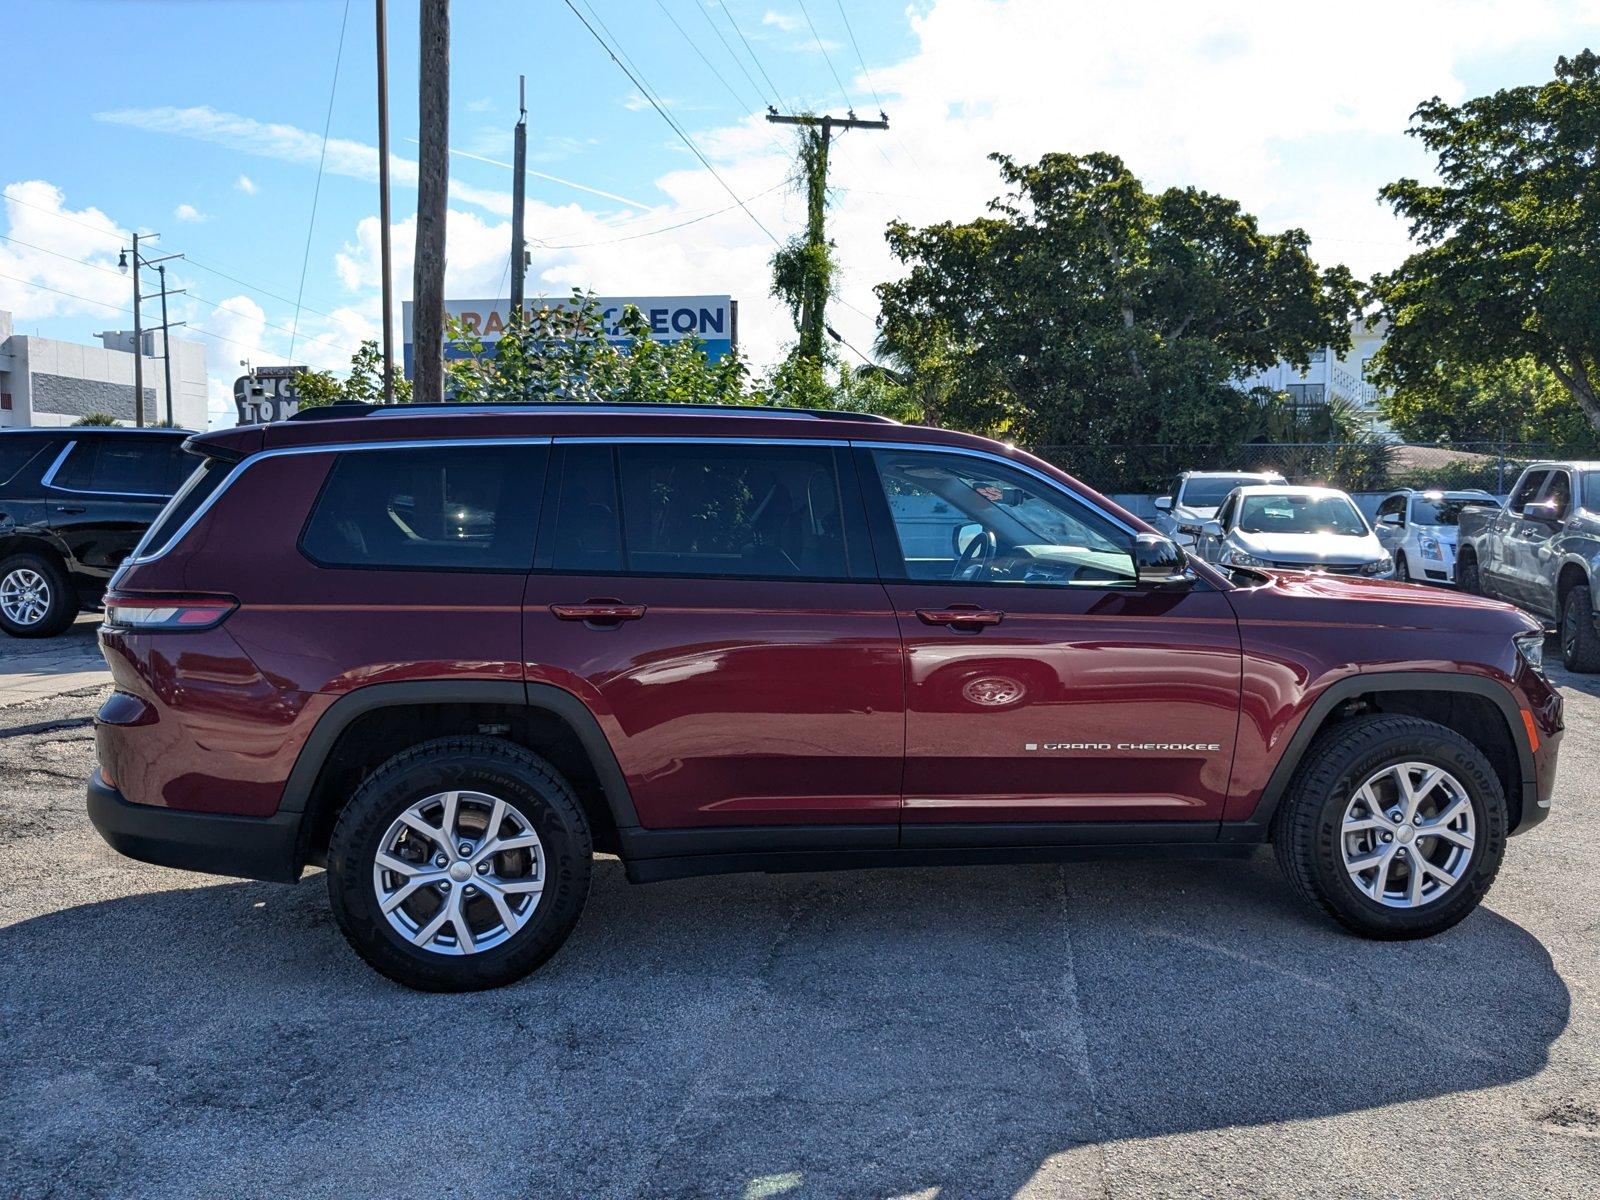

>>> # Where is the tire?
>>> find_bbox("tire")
[327,735,593,991]
[1457,552,1481,594]
[1561,584,1600,672]
[1273,714,1507,940]
[0,551,79,638]
[1394,552,1410,583]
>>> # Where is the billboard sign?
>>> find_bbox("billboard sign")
[401,295,735,376]
[233,365,308,424]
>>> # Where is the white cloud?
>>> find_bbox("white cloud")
[0,181,128,323]
[466,97,496,113]
[174,202,208,223]
[234,173,258,195]
[762,10,803,34]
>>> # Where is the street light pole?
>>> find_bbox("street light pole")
[131,233,145,427]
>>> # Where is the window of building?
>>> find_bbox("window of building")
[300,444,544,570]
[50,436,192,495]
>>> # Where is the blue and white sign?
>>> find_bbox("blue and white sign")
[402,294,736,376]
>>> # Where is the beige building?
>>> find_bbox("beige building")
[0,309,209,430]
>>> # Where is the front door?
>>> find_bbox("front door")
[858,446,1242,828]
[522,439,904,830]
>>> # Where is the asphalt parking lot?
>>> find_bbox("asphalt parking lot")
[1,653,1598,1198]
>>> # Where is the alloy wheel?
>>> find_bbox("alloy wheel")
[372,789,545,955]
[0,568,51,627]
[1340,762,1475,908]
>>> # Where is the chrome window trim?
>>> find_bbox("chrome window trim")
[120,436,555,568]
[41,438,185,500]
[852,439,1140,538]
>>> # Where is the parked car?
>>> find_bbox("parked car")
[1194,484,1394,578]
[1457,460,1600,670]
[0,427,195,638]
[1373,488,1500,585]
[1154,470,1287,544]
[89,402,1560,990]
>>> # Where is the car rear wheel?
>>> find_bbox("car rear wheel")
[0,552,79,638]
[1274,714,1506,939]
[1560,584,1600,672]
[327,735,593,991]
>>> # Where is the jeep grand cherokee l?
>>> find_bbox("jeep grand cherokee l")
[87,403,1563,991]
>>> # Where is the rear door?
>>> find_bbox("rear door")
[42,435,191,581]
[522,438,903,831]
[857,445,1242,831]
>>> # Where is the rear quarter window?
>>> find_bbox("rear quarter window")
[299,444,546,571]
[136,455,234,558]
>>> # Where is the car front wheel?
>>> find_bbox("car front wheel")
[326,735,593,991]
[0,552,78,638]
[1274,714,1506,939]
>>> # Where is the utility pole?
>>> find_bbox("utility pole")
[119,233,183,428]
[766,110,888,362]
[376,0,396,402]
[412,0,450,403]
[154,264,189,426]
[509,73,528,320]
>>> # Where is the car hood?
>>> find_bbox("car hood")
[1173,504,1220,523]
[1229,568,1543,639]
[1231,530,1385,564]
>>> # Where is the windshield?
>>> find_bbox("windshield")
[1410,496,1498,527]
[1237,494,1368,536]
[1181,475,1273,507]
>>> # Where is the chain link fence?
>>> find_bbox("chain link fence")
[1029,442,1581,498]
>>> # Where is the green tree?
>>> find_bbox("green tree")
[770,119,837,364]
[293,341,413,408]
[1370,51,1600,433]
[875,151,1359,448]
[1379,357,1600,450]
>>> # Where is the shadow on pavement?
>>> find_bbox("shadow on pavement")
[0,852,1570,1199]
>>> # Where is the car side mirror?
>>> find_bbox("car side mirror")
[1524,499,1563,525]
[952,522,983,555]
[1153,496,1173,512]
[1133,533,1191,585]
[1201,519,1223,538]
[1380,512,1402,526]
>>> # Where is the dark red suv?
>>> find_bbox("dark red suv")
[87,403,1563,990]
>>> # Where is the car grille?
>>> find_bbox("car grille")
[1268,561,1366,575]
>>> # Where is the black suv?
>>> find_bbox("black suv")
[0,428,194,637]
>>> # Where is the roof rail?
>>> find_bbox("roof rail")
[286,401,899,424]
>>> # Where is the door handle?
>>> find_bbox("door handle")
[53,505,86,515]
[916,606,1004,629]
[550,600,647,627]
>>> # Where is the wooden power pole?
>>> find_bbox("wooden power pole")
[766,110,888,361]
[376,0,396,402]
[412,0,450,402]
[509,74,528,321]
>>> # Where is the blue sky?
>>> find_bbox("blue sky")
[3,0,1598,425]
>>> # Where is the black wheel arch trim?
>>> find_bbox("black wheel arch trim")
[1220,670,1538,842]
[278,679,641,867]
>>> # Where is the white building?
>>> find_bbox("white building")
[1238,319,1391,437]
[0,309,209,430]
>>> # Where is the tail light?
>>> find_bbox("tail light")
[103,592,237,631]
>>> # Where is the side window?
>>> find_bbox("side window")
[1540,471,1572,518]
[1584,472,1600,512]
[869,449,1135,586]
[51,437,191,495]
[1509,470,1549,514]
[1217,495,1237,529]
[1377,495,1406,525]
[549,444,623,573]
[300,444,544,570]
[614,442,848,579]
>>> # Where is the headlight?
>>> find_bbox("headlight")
[1418,536,1442,559]
[1223,549,1268,567]
[1514,631,1545,674]
[1360,554,1394,576]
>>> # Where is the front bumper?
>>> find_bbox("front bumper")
[86,770,303,883]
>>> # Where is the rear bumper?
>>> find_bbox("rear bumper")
[86,771,302,883]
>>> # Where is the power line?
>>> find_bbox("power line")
[289,0,352,365]
[796,0,852,113]
[695,0,775,110]
[835,1,884,115]
[718,1,786,110]
[533,179,788,249]
[653,0,754,113]
[0,232,364,357]
[561,0,780,246]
